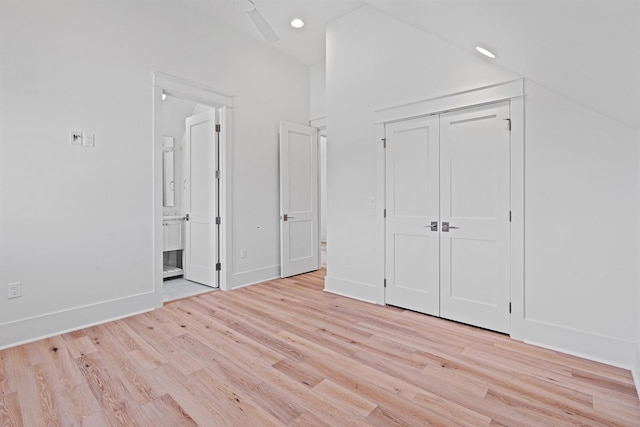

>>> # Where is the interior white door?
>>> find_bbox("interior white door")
[439,102,511,333]
[385,116,440,315]
[184,109,218,287]
[280,121,319,278]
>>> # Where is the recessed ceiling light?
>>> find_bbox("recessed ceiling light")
[476,46,496,59]
[290,18,304,29]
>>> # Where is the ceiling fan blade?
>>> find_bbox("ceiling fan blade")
[248,8,279,43]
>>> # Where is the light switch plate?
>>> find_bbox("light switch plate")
[71,131,83,145]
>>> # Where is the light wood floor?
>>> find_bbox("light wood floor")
[1,268,639,426]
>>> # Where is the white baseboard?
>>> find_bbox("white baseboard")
[523,319,635,369]
[229,264,280,290]
[0,292,155,350]
[324,275,379,304]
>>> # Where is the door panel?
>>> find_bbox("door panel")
[184,109,218,287]
[440,102,511,333]
[280,121,319,278]
[385,116,440,315]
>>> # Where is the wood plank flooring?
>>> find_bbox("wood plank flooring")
[1,268,639,426]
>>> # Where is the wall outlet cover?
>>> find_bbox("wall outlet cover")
[8,282,21,299]
[84,134,95,147]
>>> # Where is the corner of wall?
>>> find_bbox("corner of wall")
[636,128,640,396]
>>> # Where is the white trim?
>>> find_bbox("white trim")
[152,72,234,300]
[375,79,524,124]
[0,293,154,350]
[220,107,234,291]
[153,72,233,108]
[509,94,525,340]
[524,319,635,369]
[230,265,281,290]
[375,124,386,305]
[324,276,379,304]
[310,116,327,129]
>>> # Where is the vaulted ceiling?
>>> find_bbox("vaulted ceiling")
[185,0,640,130]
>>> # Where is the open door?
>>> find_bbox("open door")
[184,109,219,287]
[279,121,320,278]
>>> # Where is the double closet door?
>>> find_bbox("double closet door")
[385,102,511,333]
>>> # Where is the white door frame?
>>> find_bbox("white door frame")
[374,78,525,339]
[310,118,327,258]
[152,72,234,308]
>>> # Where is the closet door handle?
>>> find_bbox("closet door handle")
[420,221,438,231]
[442,222,459,232]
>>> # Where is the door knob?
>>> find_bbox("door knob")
[282,214,295,221]
[442,222,459,232]
[420,221,438,231]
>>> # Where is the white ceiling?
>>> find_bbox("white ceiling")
[186,0,640,130]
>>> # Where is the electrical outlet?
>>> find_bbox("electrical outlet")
[8,282,21,299]
[240,248,247,259]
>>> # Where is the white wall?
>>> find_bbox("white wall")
[310,62,326,122]
[523,81,638,366]
[325,6,639,368]
[0,0,309,349]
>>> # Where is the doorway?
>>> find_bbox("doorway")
[152,72,233,307]
[160,96,218,301]
[385,101,511,333]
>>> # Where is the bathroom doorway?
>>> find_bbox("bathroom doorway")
[152,73,233,306]
[161,95,217,302]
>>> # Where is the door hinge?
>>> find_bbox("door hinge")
[509,211,512,222]
[509,302,512,313]
[383,209,387,218]
[504,118,512,131]
[384,279,387,288]
[216,263,221,271]
[215,170,220,179]
[215,124,221,133]
[215,217,221,225]
[382,138,386,148]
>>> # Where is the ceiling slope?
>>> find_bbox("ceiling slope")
[180,0,639,130]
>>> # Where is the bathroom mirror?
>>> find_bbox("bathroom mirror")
[162,136,175,207]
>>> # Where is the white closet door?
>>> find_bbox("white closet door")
[385,116,440,315]
[280,121,320,278]
[184,109,218,287]
[439,102,511,333]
